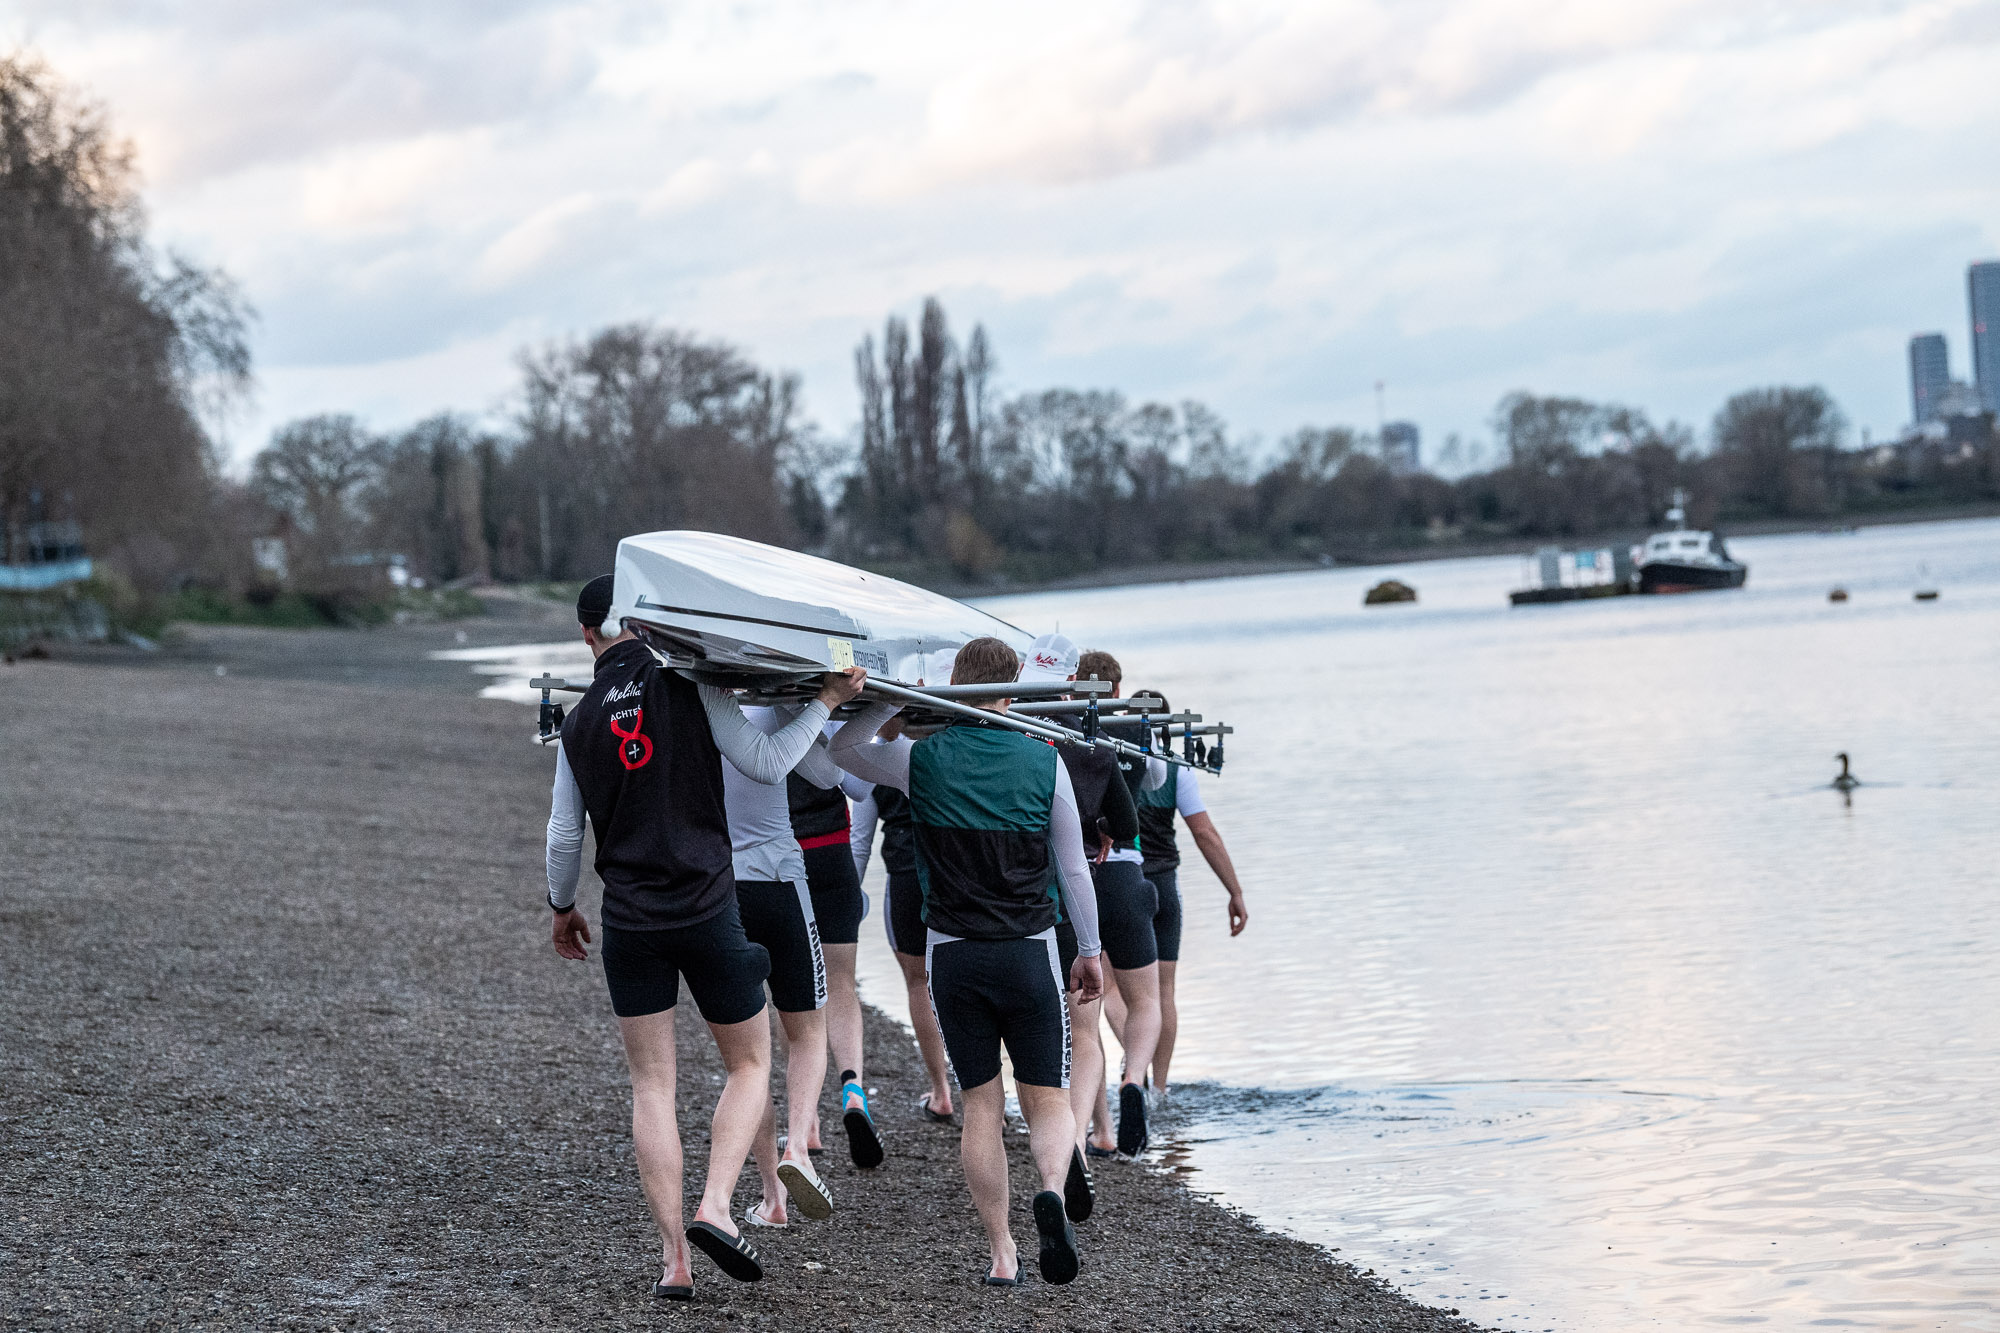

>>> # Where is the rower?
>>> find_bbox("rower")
[830,636,1105,1287]
[544,575,866,1296]
[1015,635,1135,1211]
[850,649,960,1127]
[786,751,885,1169]
[716,705,847,1227]
[1118,684,1249,1097]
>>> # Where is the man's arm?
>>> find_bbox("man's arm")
[1049,761,1104,1001]
[546,747,592,960]
[849,788,879,881]
[1185,811,1248,936]
[828,701,912,791]
[698,669,864,784]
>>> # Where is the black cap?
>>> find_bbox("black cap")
[577,574,615,628]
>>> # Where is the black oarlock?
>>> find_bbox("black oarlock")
[1082,676,1101,743]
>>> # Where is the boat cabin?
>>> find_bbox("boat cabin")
[1642,530,1725,564]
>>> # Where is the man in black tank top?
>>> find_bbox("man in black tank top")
[545,576,865,1296]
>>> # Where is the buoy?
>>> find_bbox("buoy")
[1832,752,1859,791]
[1914,590,1939,601]
[1828,588,1848,602]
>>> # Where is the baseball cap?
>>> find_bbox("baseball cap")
[1016,631,1078,683]
[922,647,960,685]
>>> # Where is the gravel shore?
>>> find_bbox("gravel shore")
[2,650,1480,1332]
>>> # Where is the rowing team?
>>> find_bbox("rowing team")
[544,577,1249,1296]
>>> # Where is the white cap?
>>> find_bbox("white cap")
[1017,632,1079,683]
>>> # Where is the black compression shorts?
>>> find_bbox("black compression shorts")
[1056,916,1078,980]
[1092,859,1160,971]
[885,871,926,957]
[926,935,1070,1090]
[737,879,827,1013]
[801,841,864,945]
[1145,869,1183,963]
[600,897,770,1024]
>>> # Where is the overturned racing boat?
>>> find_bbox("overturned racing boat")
[532,530,1228,773]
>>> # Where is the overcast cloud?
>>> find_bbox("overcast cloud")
[15,0,2000,467]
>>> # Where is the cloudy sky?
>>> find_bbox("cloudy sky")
[16,0,2000,469]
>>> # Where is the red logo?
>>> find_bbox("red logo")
[609,710,653,770]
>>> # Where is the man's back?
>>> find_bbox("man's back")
[908,724,1061,942]
[560,639,733,931]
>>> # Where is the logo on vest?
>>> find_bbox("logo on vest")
[609,708,653,770]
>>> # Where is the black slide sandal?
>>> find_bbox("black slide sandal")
[687,1221,764,1282]
[1033,1189,1081,1285]
[1064,1145,1095,1222]
[653,1281,693,1300]
[1117,1082,1148,1155]
[842,1081,886,1168]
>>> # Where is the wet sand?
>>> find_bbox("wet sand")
[1,649,1480,1331]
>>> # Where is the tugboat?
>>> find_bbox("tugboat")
[1635,492,1746,594]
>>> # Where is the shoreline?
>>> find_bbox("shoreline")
[1,650,1481,1331]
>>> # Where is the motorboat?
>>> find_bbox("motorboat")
[1635,494,1746,594]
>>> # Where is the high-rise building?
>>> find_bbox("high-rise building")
[1910,333,1950,423]
[1380,420,1420,476]
[1972,261,2000,412]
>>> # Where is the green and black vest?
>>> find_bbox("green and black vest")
[908,722,1062,940]
[1136,764,1181,878]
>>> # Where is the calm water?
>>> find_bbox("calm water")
[451,517,2000,1330]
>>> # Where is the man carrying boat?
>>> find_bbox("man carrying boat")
[830,635,1105,1286]
[544,575,866,1296]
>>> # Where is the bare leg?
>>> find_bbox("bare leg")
[895,949,954,1116]
[1089,1079,1116,1153]
[693,1009,772,1233]
[1016,1081,1079,1194]
[1154,959,1179,1094]
[776,1007,830,1165]
[1112,964,1161,1091]
[619,1009,693,1287]
[747,1010,788,1223]
[1067,994,1105,1151]
[824,942,864,1113]
[958,1077,1020,1281]
[1104,981,1128,1049]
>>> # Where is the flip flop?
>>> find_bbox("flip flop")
[743,1201,787,1229]
[777,1157,836,1221]
[982,1272,1021,1287]
[1117,1083,1149,1156]
[652,1281,693,1301]
[1084,1143,1117,1160]
[1033,1189,1081,1285]
[686,1220,763,1282]
[917,1092,955,1124]
[1064,1145,1095,1222]
[841,1081,886,1169]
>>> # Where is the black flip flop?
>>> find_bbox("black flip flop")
[917,1092,955,1124]
[1117,1082,1148,1156]
[982,1271,1021,1287]
[1033,1189,1081,1285]
[687,1220,763,1282]
[652,1281,692,1301]
[1064,1145,1095,1222]
[1084,1142,1117,1160]
[842,1081,886,1168]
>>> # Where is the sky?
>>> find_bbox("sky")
[14,0,2000,473]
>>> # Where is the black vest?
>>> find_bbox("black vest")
[559,639,734,931]
[1136,764,1181,878]
[1056,740,1138,849]
[787,771,850,841]
[874,783,918,878]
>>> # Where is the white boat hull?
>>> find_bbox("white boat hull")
[612,531,1030,683]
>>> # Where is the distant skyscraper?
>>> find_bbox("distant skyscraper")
[1380,421,1420,476]
[1972,261,2000,412]
[1909,333,1949,423]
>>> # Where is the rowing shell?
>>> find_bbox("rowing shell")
[613,531,1030,684]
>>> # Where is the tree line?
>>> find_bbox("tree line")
[8,54,1998,623]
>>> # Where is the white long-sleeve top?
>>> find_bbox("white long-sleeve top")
[717,705,842,884]
[545,687,830,910]
[828,702,1101,958]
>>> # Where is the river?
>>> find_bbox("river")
[442,516,2000,1330]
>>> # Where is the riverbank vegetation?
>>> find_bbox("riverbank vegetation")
[6,53,1999,622]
